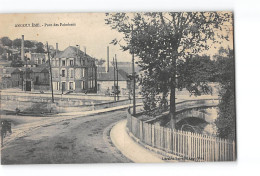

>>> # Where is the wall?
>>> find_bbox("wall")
[97,80,128,95]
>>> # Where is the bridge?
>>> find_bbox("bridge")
[126,98,236,162]
[145,98,219,124]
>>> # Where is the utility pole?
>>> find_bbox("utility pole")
[115,54,119,101]
[131,25,136,115]
[113,57,116,102]
[46,42,54,103]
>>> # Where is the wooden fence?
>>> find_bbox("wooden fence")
[127,112,236,162]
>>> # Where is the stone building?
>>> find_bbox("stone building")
[97,67,129,95]
[24,52,48,66]
[51,46,97,93]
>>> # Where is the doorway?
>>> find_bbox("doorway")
[25,81,31,91]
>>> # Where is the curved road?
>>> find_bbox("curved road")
[1,109,131,164]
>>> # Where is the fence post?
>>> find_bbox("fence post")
[232,140,236,161]
[140,121,143,142]
[152,124,155,147]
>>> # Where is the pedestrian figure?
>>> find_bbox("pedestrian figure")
[1,120,12,147]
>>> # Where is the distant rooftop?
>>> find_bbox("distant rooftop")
[54,46,94,61]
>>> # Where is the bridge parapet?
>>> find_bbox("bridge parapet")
[126,98,236,162]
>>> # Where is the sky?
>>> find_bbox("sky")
[0,12,233,62]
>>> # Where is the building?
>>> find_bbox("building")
[96,61,141,95]
[51,46,97,93]
[24,52,48,66]
[0,67,17,89]
[97,67,129,95]
[0,67,50,91]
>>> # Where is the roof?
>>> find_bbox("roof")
[1,67,17,74]
[30,53,46,58]
[54,46,94,61]
[31,67,49,73]
[19,67,49,73]
[97,69,128,81]
[97,65,140,75]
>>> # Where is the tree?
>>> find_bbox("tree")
[214,48,235,140]
[35,42,45,53]
[105,12,232,129]
[24,40,34,48]
[13,38,21,48]
[0,37,12,47]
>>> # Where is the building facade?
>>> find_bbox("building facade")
[51,46,97,93]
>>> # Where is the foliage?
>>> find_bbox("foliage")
[0,37,12,47]
[177,55,215,95]
[24,40,34,48]
[214,48,236,140]
[35,42,45,53]
[13,38,21,48]
[105,12,232,126]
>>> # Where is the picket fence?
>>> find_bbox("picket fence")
[127,112,236,162]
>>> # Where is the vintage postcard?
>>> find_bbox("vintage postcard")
[0,12,235,164]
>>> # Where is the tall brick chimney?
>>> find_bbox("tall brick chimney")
[106,46,109,73]
[84,46,86,55]
[21,35,24,61]
[56,43,58,55]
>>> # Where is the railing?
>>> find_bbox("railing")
[126,99,236,162]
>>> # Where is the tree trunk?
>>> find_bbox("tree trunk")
[169,84,176,129]
[169,51,177,130]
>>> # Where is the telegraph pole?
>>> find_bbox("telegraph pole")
[113,57,116,102]
[46,42,54,103]
[115,54,119,101]
[131,25,136,115]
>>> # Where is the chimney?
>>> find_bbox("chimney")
[21,35,24,61]
[84,46,86,55]
[106,46,109,72]
[56,43,58,55]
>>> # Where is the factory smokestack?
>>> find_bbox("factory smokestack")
[84,46,86,55]
[56,43,58,55]
[106,46,109,73]
[21,35,24,61]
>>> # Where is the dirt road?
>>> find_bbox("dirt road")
[1,109,131,164]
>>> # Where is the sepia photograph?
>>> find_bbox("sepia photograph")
[0,12,236,165]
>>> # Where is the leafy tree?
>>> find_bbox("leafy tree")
[106,12,232,129]
[0,37,12,47]
[13,38,21,48]
[177,55,215,95]
[214,48,236,140]
[35,42,45,53]
[24,40,34,48]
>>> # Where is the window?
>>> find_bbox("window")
[62,70,65,77]
[82,68,85,77]
[69,82,73,90]
[36,76,39,84]
[70,60,74,66]
[70,70,73,78]
[62,60,66,66]
[83,60,85,65]
[82,81,85,89]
